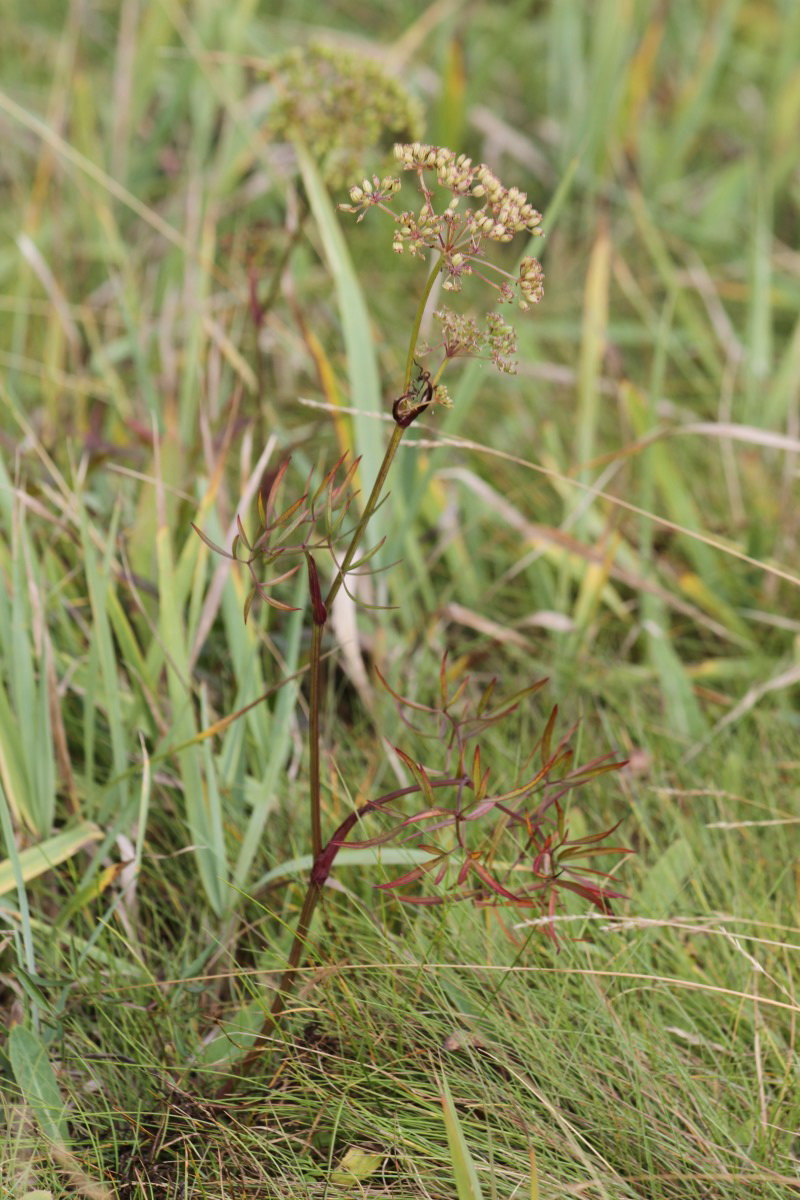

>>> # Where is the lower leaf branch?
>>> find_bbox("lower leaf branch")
[216,773,470,1095]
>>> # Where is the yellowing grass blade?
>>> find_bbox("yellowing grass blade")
[0,821,102,897]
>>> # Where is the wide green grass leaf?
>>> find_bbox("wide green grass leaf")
[8,1025,68,1147]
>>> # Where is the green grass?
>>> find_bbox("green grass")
[2,1,800,1197]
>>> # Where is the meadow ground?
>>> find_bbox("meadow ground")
[1,2,799,1197]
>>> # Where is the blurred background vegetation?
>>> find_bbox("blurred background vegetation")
[1,1,799,1197]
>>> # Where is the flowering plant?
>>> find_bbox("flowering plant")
[205,133,628,1091]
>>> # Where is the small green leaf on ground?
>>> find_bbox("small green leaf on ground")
[330,1145,385,1185]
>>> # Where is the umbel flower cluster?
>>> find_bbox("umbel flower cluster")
[432,308,519,375]
[341,142,545,312]
[267,45,423,188]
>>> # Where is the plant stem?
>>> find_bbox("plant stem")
[325,422,404,612]
[324,255,442,613]
[217,880,322,1094]
[228,769,471,1093]
[308,621,323,860]
[403,257,442,392]
[222,258,444,1095]
[268,879,322,1018]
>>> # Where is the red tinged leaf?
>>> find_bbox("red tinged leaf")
[374,665,438,714]
[399,807,457,826]
[375,868,430,891]
[559,819,626,847]
[463,796,497,821]
[448,678,470,714]
[541,705,558,765]
[562,863,624,880]
[561,754,627,785]
[394,747,436,808]
[471,745,483,798]
[331,455,362,505]
[480,677,548,723]
[456,855,474,886]
[532,846,554,877]
[236,513,253,551]
[313,451,349,504]
[192,524,236,560]
[273,492,309,530]
[243,589,256,624]
[265,458,292,524]
[339,810,454,849]
[336,827,408,850]
[263,564,302,588]
[375,850,449,891]
[243,565,302,617]
[476,677,497,717]
[249,570,301,613]
[306,554,328,627]
[558,843,633,862]
[556,878,627,913]
[491,755,567,807]
[439,652,449,711]
[263,594,301,613]
[469,859,522,903]
[544,889,560,945]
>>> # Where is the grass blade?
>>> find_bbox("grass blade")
[0,821,102,896]
[8,1024,69,1146]
[440,1073,484,1200]
[156,523,228,915]
[295,142,388,539]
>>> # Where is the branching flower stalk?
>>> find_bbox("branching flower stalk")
[234,256,446,1082]
[296,142,542,1005]
[208,143,625,1089]
[300,140,544,907]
